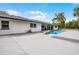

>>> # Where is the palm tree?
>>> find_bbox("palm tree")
[74,7,79,18]
[52,12,66,28]
[73,7,79,29]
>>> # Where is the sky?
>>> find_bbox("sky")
[0,3,79,22]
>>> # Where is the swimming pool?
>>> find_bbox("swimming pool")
[48,30,63,35]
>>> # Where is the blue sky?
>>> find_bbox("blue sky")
[0,3,79,22]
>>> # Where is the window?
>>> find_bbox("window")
[30,23,33,27]
[1,21,9,30]
[30,23,36,28]
[47,26,50,30]
[51,26,53,30]
[34,24,36,28]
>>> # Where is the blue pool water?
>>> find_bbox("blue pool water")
[48,30,63,35]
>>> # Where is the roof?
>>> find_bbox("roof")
[0,14,52,25]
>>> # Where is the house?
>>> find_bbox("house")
[0,14,53,35]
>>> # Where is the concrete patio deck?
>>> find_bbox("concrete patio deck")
[0,30,79,55]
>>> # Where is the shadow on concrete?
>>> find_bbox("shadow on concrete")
[0,31,42,37]
[53,36,79,44]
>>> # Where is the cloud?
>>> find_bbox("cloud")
[5,9,21,16]
[24,10,49,22]
[1,9,49,22]
[65,17,76,23]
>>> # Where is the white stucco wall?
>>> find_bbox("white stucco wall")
[0,21,1,30]
[53,26,58,30]
[0,18,42,35]
[30,23,41,32]
[0,18,30,35]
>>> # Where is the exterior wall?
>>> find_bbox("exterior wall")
[53,26,58,30]
[30,23,41,32]
[0,18,42,35]
[0,20,1,30]
[0,18,31,35]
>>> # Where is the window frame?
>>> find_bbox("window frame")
[1,21,9,30]
[34,24,36,28]
[30,23,36,28]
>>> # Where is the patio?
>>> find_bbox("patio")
[0,30,79,55]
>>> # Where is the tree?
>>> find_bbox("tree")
[76,19,79,29]
[52,12,66,28]
[65,19,79,29]
[73,7,79,29]
[74,7,79,18]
